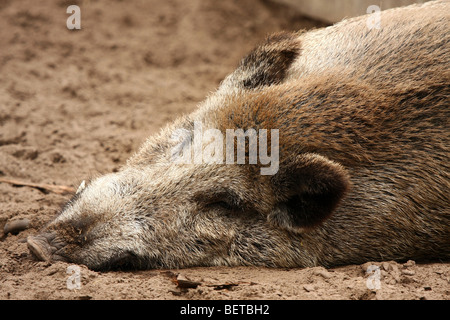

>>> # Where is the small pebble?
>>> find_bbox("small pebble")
[382,262,391,271]
[303,284,315,292]
[401,269,415,276]
[3,218,30,235]
[391,263,399,274]
[404,260,416,268]
[176,274,201,289]
[361,262,373,272]
[314,268,332,279]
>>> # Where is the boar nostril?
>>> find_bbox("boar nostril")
[27,235,52,262]
[27,232,66,262]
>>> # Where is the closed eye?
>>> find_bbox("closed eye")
[205,200,236,211]
[195,189,243,212]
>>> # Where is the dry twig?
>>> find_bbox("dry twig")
[0,177,75,195]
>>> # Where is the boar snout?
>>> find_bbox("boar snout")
[27,232,67,262]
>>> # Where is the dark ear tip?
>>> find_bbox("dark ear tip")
[268,153,351,232]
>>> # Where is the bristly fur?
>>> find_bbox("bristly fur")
[238,31,302,89]
[29,1,450,270]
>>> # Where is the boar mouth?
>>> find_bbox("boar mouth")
[94,251,155,271]
[27,232,67,262]
[95,251,137,271]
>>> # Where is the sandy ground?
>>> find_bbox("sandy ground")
[0,0,448,300]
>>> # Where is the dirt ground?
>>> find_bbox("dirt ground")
[0,0,448,300]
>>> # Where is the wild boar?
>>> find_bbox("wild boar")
[28,1,449,270]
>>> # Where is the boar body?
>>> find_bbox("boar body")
[28,1,449,270]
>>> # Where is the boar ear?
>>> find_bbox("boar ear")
[267,153,350,232]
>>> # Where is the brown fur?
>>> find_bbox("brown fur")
[238,31,302,89]
[28,1,450,270]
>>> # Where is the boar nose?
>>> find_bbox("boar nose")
[27,232,66,262]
